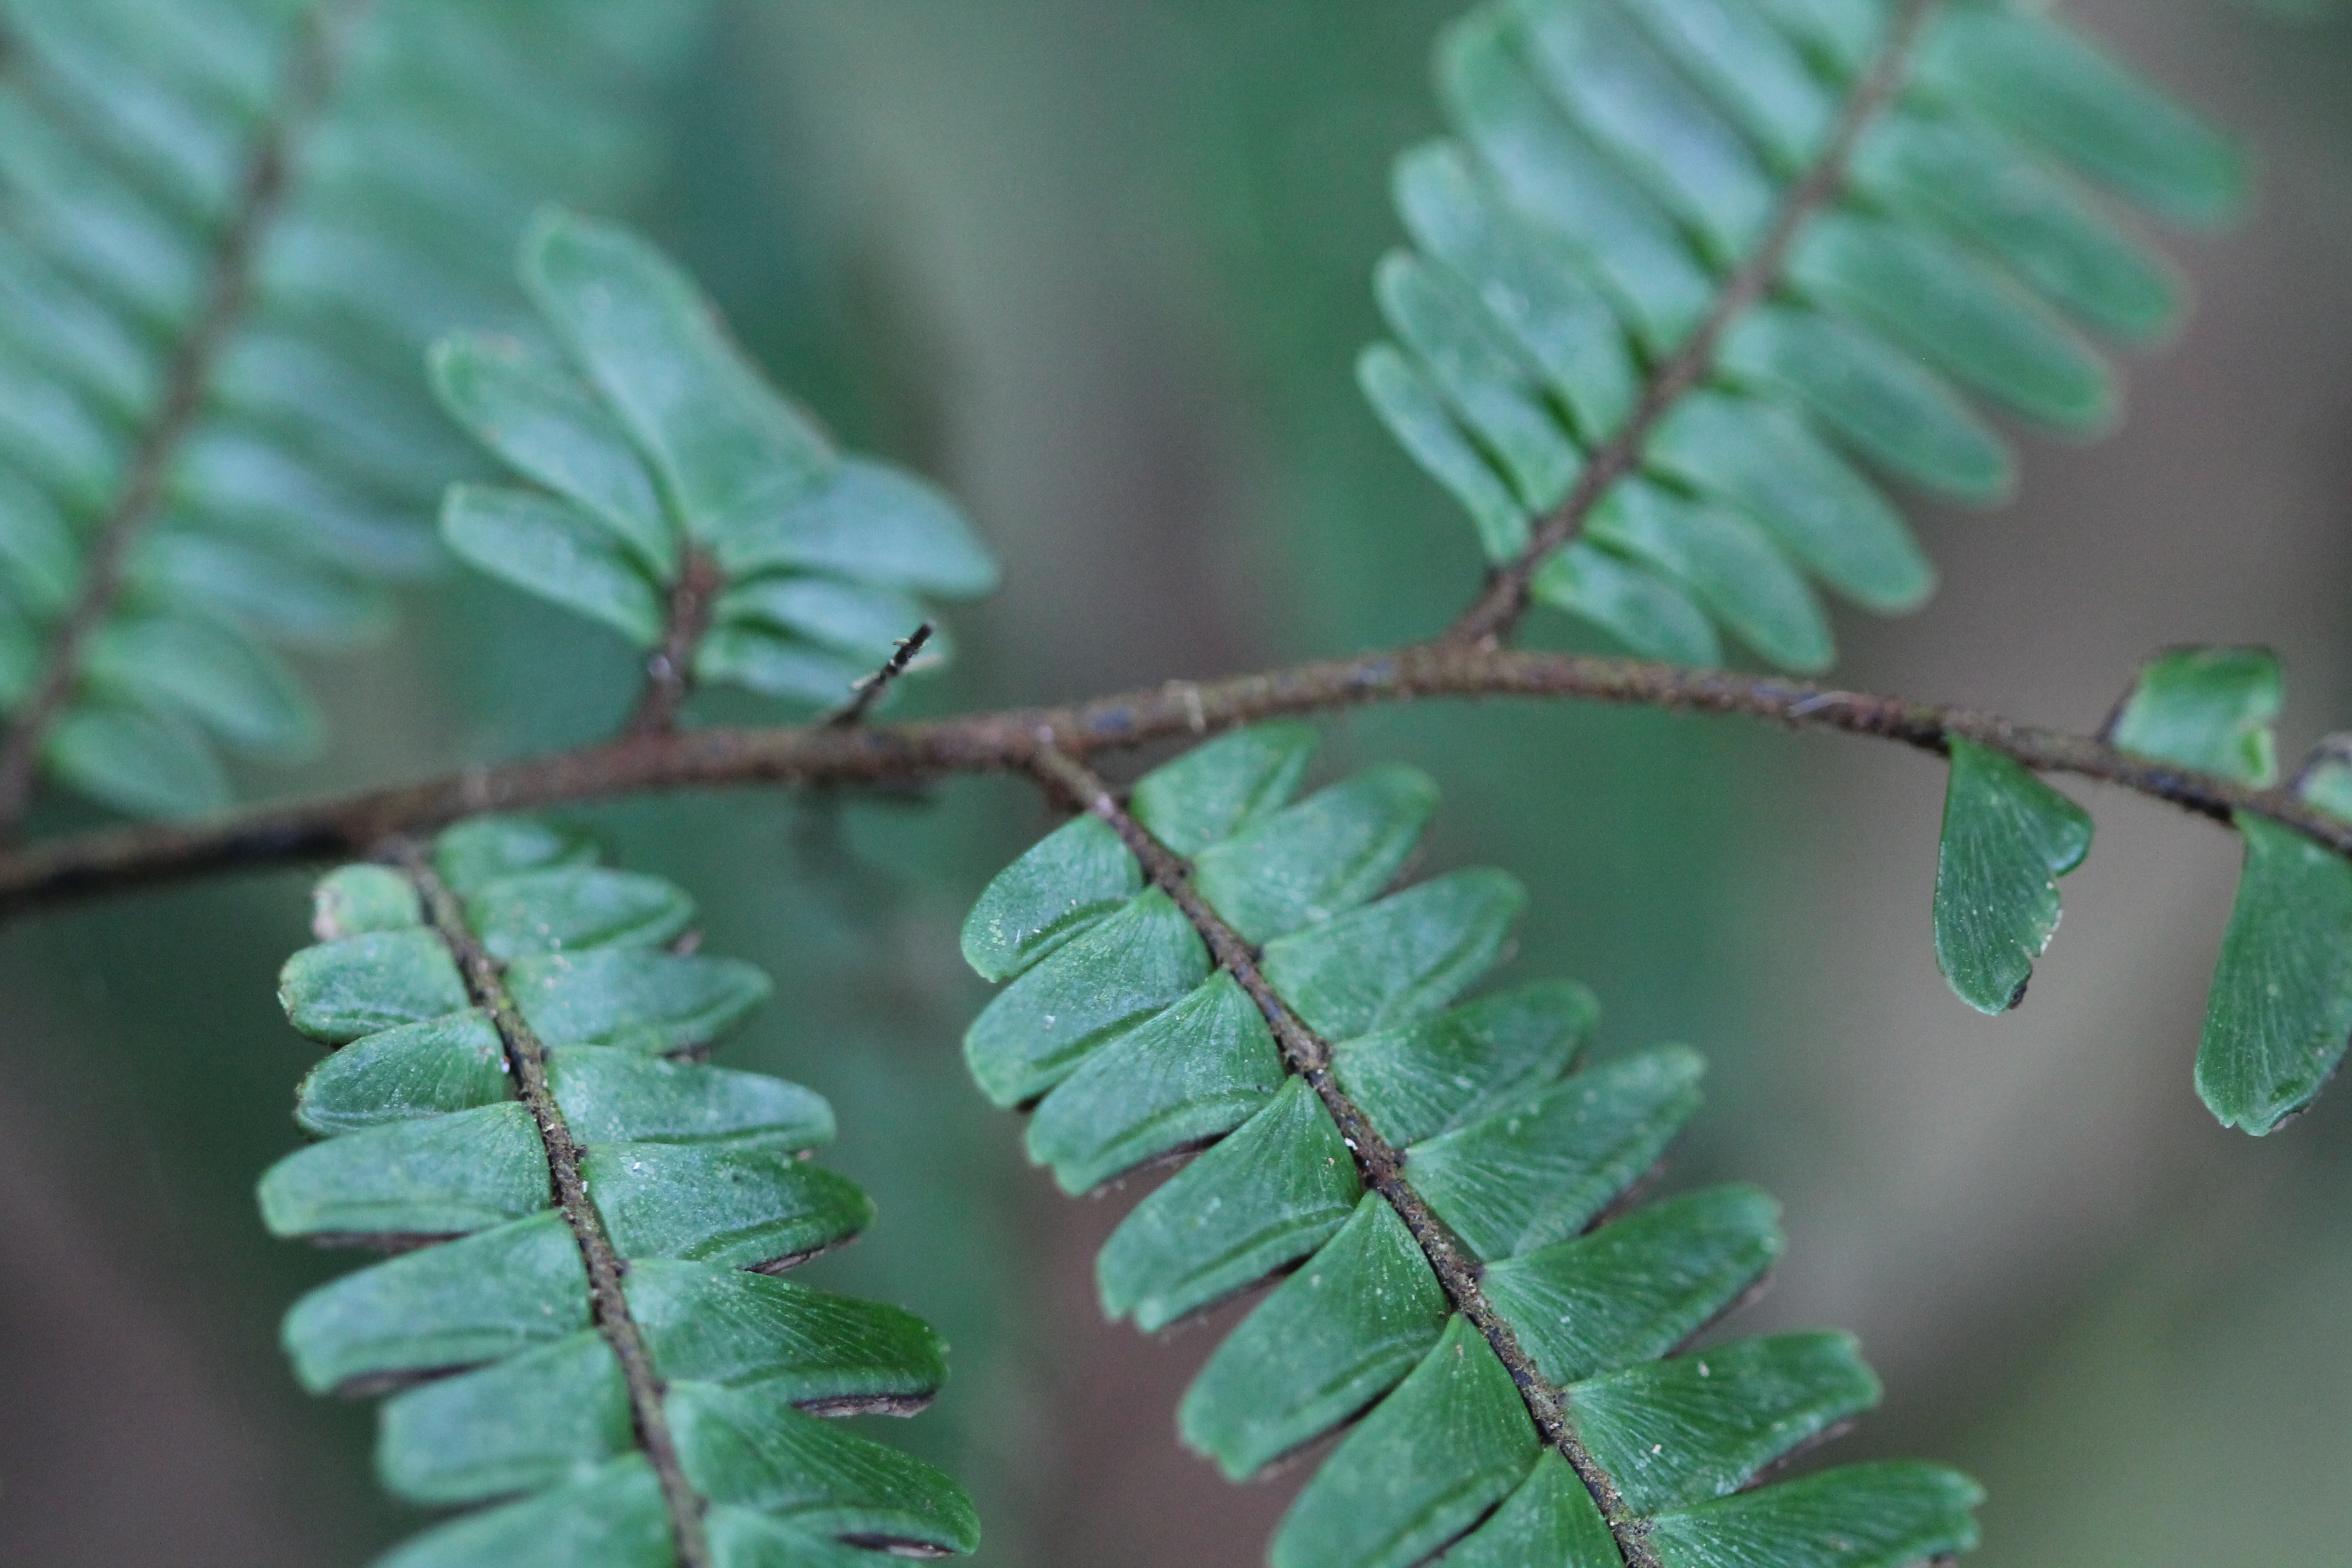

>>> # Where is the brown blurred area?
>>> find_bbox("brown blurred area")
[4,2,2351,1565]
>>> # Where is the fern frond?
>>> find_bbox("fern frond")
[1364,0,2242,665]
[431,211,999,724]
[264,818,978,1567]
[0,0,694,824]
[963,726,1979,1568]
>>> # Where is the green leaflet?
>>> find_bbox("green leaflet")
[1359,342,1532,564]
[434,212,997,707]
[1260,869,1528,1040]
[1644,1461,1984,1568]
[1483,1185,1783,1384]
[1643,391,1932,614]
[666,1384,981,1554]
[441,483,667,649]
[962,890,1210,1108]
[1436,1451,1621,1568]
[380,1333,636,1504]
[312,864,425,939]
[583,1143,873,1270]
[960,725,1981,1567]
[1407,1045,1706,1261]
[465,867,698,961]
[1181,1194,1450,1480]
[260,1101,551,1240]
[1716,306,2012,503]
[1270,1315,1540,1568]
[1567,1332,1881,1514]
[1191,764,1441,945]
[1787,213,2113,431]
[1130,717,1319,853]
[1370,0,2233,668]
[506,947,776,1053]
[1376,249,1583,513]
[959,813,1141,983]
[375,1456,672,1568]
[42,703,230,818]
[1024,971,1285,1195]
[1392,140,1638,441]
[1586,479,1831,673]
[521,208,835,541]
[1334,978,1597,1147]
[429,330,676,580]
[81,612,321,756]
[1531,543,1722,667]
[1096,1076,1361,1330]
[284,1210,592,1395]
[1910,6,2246,227]
[266,823,975,1562]
[281,929,470,1043]
[0,0,698,821]
[2108,645,2282,785]
[2197,817,2352,1135]
[1852,112,2182,346]
[1933,739,2094,1014]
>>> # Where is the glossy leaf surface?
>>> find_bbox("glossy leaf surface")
[1933,739,2094,1014]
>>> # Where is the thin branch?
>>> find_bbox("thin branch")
[1026,745,1659,1566]
[400,845,710,1568]
[1444,0,1941,649]
[0,1,360,834]
[625,549,726,737]
[0,641,2336,914]
[825,623,934,728]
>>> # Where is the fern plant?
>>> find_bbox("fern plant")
[5,0,2349,1564]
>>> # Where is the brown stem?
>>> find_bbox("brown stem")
[625,549,726,737]
[1444,0,1941,649]
[399,845,710,1568]
[825,623,934,728]
[0,2,358,834]
[1026,746,1659,1566]
[0,642,2333,914]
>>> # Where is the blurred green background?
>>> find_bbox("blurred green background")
[4,2,2352,1564]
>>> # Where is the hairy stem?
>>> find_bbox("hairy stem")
[1445,0,1941,648]
[825,623,934,728]
[399,845,710,1568]
[0,642,2326,915]
[1027,745,1658,1566]
[0,1,359,833]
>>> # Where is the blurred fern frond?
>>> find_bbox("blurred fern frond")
[430,210,999,721]
[0,0,698,823]
[1365,0,2242,666]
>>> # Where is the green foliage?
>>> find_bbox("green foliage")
[1933,737,2092,1014]
[2073,644,2352,1134]
[0,0,696,818]
[432,211,999,712]
[960,726,1981,1568]
[264,818,977,1566]
[1361,0,2240,669]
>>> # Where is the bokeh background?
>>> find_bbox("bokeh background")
[4,2,2351,1564]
